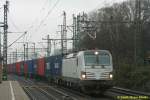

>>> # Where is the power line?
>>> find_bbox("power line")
[21,0,52,44]
[35,0,60,32]
[40,0,50,12]
[25,0,49,32]
[24,0,60,44]
[8,16,21,31]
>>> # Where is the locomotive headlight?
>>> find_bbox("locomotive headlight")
[109,74,113,79]
[82,74,86,79]
[94,51,99,55]
[81,71,86,79]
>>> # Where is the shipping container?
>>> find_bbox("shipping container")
[20,61,24,75]
[24,61,28,74]
[16,62,21,75]
[7,64,10,73]
[10,64,13,73]
[45,55,62,79]
[27,60,34,77]
[33,59,37,75]
[37,58,45,76]
[11,63,14,73]
[12,63,16,73]
[53,55,62,77]
[45,56,55,77]
[8,64,13,73]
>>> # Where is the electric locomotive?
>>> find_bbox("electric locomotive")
[61,50,113,93]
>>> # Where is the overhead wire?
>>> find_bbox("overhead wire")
[7,2,27,51]
[26,0,49,32]
[40,0,51,12]
[34,0,60,32]
[21,0,60,45]
[6,0,53,58]
[8,16,21,32]
[25,0,52,44]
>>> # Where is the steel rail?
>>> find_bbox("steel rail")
[23,87,37,100]
[34,86,59,100]
[112,87,150,96]
[45,85,75,100]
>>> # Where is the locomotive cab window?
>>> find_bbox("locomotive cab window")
[98,54,110,65]
[84,51,110,66]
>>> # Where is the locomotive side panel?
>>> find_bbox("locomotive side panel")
[62,58,78,79]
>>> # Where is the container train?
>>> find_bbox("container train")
[7,50,113,93]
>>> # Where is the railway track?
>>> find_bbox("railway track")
[18,78,75,100]
[12,75,150,100]
[112,87,150,96]
[23,86,54,100]
[39,86,74,100]
[53,85,111,100]
[9,74,112,100]
[29,79,112,100]
[104,87,150,99]
[9,74,150,100]
[23,87,36,100]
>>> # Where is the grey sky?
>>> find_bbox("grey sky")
[0,0,126,57]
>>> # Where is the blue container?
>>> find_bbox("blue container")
[45,56,54,77]
[52,55,62,77]
[46,55,62,79]
[32,59,37,75]
[27,60,34,75]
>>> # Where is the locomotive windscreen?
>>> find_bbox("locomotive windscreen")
[84,51,110,66]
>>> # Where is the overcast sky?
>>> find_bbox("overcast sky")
[0,0,126,57]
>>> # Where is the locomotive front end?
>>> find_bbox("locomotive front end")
[79,50,113,93]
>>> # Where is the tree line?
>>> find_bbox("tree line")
[80,0,150,66]
[79,0,150,91]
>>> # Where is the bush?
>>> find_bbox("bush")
[114,63,150,92]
